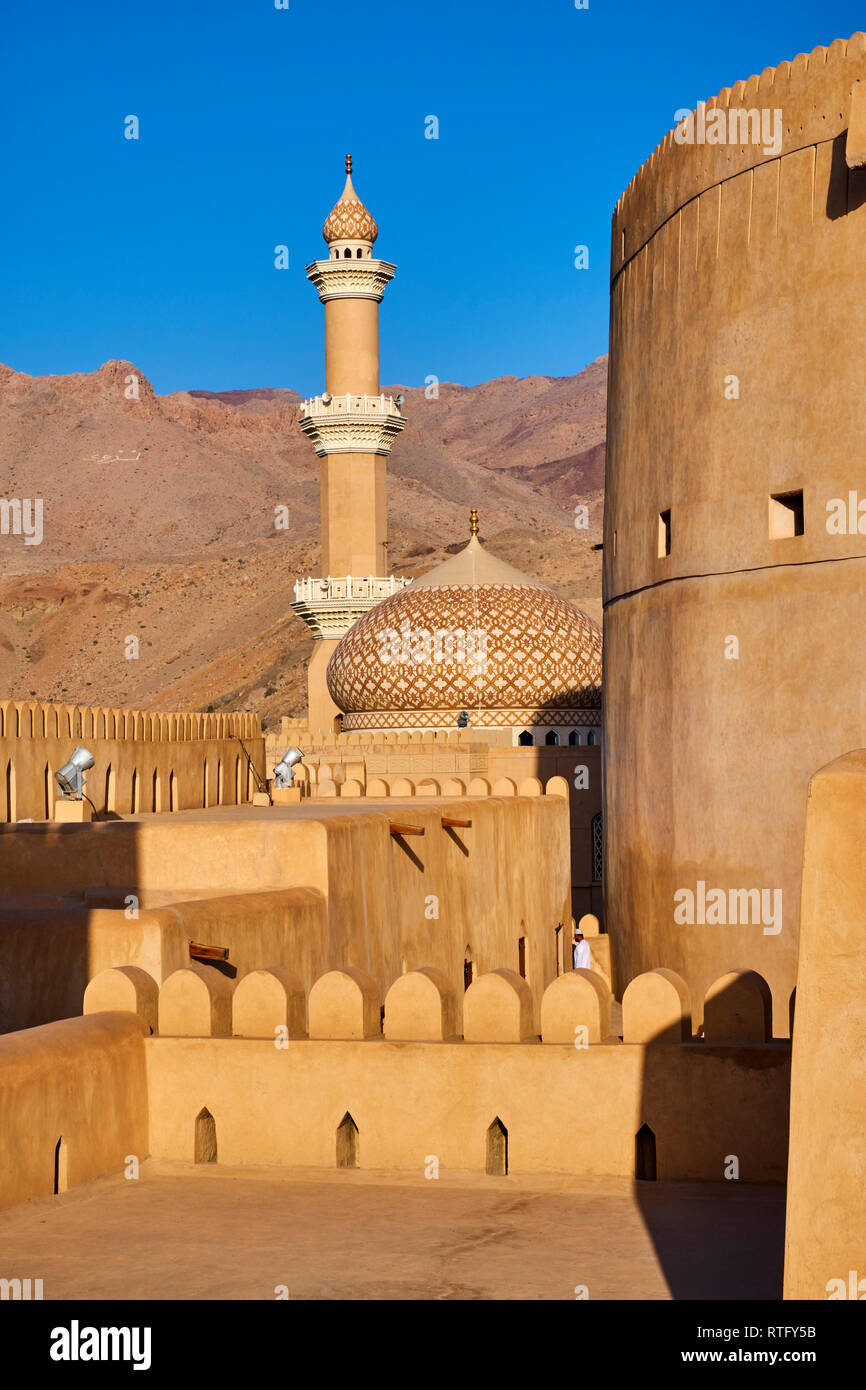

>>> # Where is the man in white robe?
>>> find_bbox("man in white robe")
[572,929,591,971]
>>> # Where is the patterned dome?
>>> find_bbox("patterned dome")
[322,159,378,246]
[326,536,602,732]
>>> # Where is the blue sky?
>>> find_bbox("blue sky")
[0,0,861,395]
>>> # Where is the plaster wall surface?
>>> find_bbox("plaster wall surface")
[145,1034,790,1183]
[0,797,571,1034]
[320,451,387,574]
[324,297,380,395]
[603,36,866,1030]
[784,750,866,1298]
[0,1012,148,1212]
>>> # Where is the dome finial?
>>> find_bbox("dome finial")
[469,507,479,537]
[322,155,378,246]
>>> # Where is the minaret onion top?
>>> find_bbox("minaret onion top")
[323,154,379,246]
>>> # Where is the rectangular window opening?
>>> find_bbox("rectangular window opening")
[769,490,804,539]
[657,509,671,558]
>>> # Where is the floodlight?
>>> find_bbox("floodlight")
[55,746,95,800]
[273,747,304,788]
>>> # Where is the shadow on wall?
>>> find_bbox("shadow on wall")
[0,821,149,1034]
[632,971,789,1300]
[827,131,866,219]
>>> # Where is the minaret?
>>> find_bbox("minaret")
[292,155,409,732]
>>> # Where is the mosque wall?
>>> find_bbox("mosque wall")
[603,35,866,1033]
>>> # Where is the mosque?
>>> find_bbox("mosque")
[0,36,865,1302]
[292,156,603,749]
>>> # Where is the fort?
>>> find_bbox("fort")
[0,33,864,1304]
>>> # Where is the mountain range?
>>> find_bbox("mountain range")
[0,356,606,727]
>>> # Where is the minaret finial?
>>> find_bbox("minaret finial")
[470,508,479,537]
[346,153,352,175]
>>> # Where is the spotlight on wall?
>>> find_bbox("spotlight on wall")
[55,746,95,800]
[456,711,470,729]
[273,748,304,788]
[395,393,405,410]
[321,392,332,406]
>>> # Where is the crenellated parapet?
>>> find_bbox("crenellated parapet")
[0,699,260,742]
[611,32,866,280]
[94,959,777,1047]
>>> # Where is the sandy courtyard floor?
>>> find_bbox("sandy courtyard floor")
[0,1163,784,1301]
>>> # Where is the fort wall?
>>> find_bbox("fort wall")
[0,796,571,1034]
[0,960,789,1211]
[268,723,603,921]
[0,1011,148,1212]
[0,698,265,821]
[603,35,866,1030]
[784,750,866,1298]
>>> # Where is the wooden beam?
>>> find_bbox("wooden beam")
[441,816,472,829]
[189,941,229,962]
[389,823,425,837]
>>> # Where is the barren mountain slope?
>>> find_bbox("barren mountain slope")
[0,356,606,727]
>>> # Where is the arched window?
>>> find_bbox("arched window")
[545,730,559,746]
[592,812,603,882]
[356,247,362,257]
[587,730,596,746]
[337,1112,359,1168]
[518,730,534,746]
[54,1136,68,1194]
[635,1123,656,1181]
[343,247,352,258]
[194,1108,217,1164]
[486,1118,508,1176]
[568,731,581,745]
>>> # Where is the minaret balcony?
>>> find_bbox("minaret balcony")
[299,393,407,457]
[291,573,413,640]
[306,258,396,304]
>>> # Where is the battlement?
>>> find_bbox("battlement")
[0,699,259,743]
[60,960,789,1191]
[611,31,866,279]
[86,959,775,1047]
[0,698,265,822]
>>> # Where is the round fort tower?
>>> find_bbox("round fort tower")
[603,34,866,1033]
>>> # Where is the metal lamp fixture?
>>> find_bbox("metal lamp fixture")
[55,746,95,800]
[273,748,304,788]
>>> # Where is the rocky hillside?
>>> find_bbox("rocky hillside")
[0,356,606,727]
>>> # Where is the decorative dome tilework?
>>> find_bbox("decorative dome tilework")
[323,171,378,245]
[326,578,602,731]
